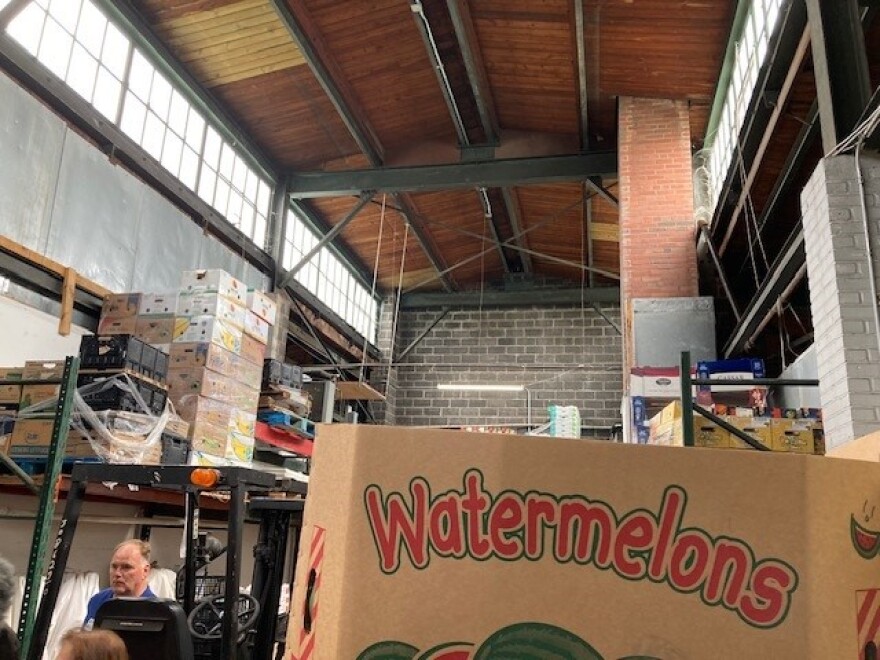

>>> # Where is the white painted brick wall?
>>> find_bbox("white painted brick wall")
[802,154,880,448]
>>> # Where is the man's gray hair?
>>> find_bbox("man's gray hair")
[0,556,15,617]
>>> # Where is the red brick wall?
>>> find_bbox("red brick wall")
[619,97,697,300]
[618,97,696,373]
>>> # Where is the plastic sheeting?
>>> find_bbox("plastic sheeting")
[0,68,272,301]
[0,71,64,252]
[8,572,99,660]
[148,568,177,600]
[19,373,170,464]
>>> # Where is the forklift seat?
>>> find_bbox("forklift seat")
[95,597,194,660]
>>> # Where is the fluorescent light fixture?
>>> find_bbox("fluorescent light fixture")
[437,383,524,392]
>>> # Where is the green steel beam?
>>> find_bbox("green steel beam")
[18,356,80,657]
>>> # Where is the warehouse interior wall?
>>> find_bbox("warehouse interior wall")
[0,69,269,299]
[0,295,88,364]
[380,305,623,432]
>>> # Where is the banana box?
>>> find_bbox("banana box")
[173,315,242,355]
[179,269,247,304]
[246,289,277,325]
[189,420,253,463]
[135,317,175,346]
[726,416,773,450]
[176,292,246,328]
[167,367,259,411]
[771,418,815,453]
[176,396,256,436]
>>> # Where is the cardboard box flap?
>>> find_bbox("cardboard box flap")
[288,425,880,659]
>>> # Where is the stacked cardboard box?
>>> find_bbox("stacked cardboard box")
[168,269,276,466]
[648,399,823,453]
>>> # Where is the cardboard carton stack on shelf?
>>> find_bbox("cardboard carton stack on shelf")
[168,269,276,467]
[644,358,823,454]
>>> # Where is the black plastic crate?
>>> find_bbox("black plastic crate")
[77,374,168,415]
[153,349,169,383]
[284,363,303,389]
[262,360,303,390]
[160,431,189,465]
[79,335,144,372]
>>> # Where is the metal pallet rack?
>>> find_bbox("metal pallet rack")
[678,350,820,449]
[2,355,81,658]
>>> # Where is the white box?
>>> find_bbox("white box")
[138,293,178,316]
[176,292,246,328]
[173,316,242,354]
[180,269,247,304]
[246,290,277,326]
[243,310,270,344]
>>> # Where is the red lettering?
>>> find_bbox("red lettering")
[462,470,491,559]
[704,539,752,608]
[614,511,657,579]
[740,562,797,628]
[669,531,711,591]
[648,486,685,581]
[429,494,464,556]
[489,494,524,557]
[364,480,429,573]
[525,494,556,558]
[558,500,614,567]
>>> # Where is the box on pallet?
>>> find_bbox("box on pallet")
[176,292,246,328]
[246,289,277,325]
[727,416,773,449]
[286,424,880,658]
[189,420,253,463]
[180,269,247,304]
[243,310,269,344]
[648,401,730,448]
[169,343,261,388]
[167,368,259,411]
[97,317,138,335]
[8,419,93,457]
[19,384,59,409]
[240,333,266,365]
[135,317,175,345]
[173,316,242,354]
[101,293,141,319]
[22,361,65,380]
[138,293,177,316]
[176,396,255,436]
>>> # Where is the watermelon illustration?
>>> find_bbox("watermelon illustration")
[415,641,474,660]
[851,514,880,559]
[472,622,604,660]
[356,640,420,660]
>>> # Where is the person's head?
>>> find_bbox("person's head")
[57,629,129,660]
[108,540,150,597]
[0,555,14,619]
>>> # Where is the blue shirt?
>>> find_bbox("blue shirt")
[84,586,156,628]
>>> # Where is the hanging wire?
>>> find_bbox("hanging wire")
[387,222,410,373]
[360,194,386,384]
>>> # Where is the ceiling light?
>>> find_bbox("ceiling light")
[437,383,524,392]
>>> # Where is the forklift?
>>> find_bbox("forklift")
[24,463,305,660]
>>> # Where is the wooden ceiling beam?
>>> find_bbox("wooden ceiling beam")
[269,0,454,292]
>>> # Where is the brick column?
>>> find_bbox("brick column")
[801,153,880,449]
[618,98,697,371]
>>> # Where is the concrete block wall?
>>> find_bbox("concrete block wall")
[802,153,880,448]
[380,305,623,433]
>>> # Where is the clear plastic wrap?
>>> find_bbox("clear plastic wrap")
[18,373,170,463]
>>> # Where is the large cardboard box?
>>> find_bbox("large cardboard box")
[287,425,880,658]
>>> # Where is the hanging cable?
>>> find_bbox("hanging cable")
[360,194,386,384]
[387,223,410,372]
